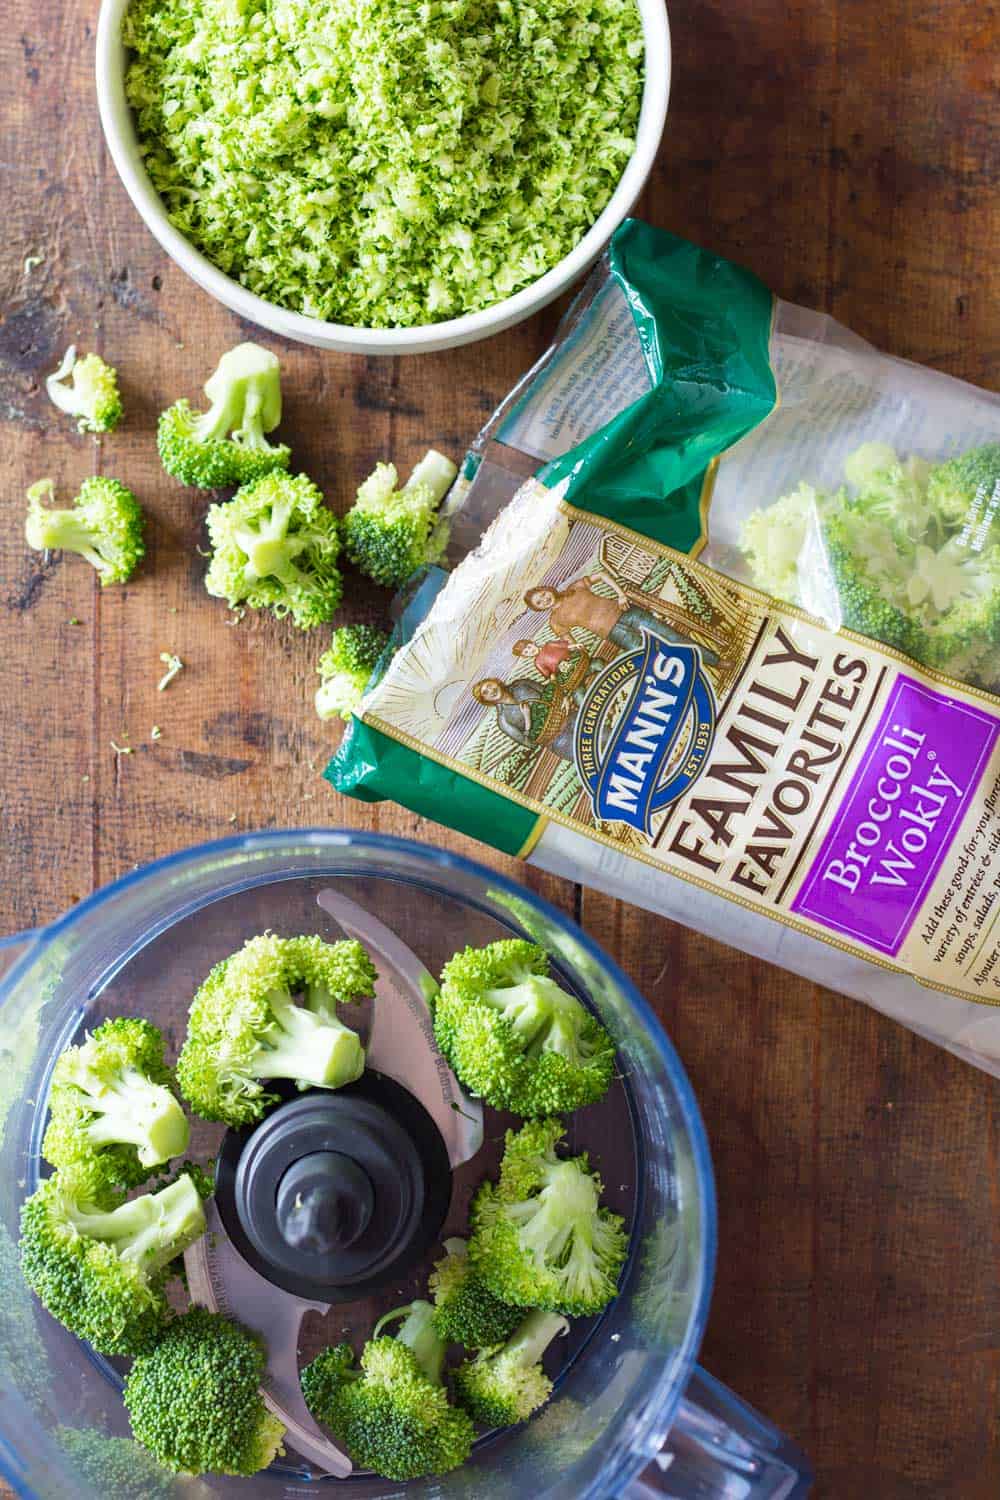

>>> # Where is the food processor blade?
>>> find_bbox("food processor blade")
[315,886,483,1165]
[185,1199,350,1476]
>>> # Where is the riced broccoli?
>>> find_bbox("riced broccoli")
[301,1300,473,1481]
[124,1306,286,1476]
[316,623,390,721]
[19,1164,207,1355]
[158,343,291,489]
[452,1309,568,1427]
[344,450,457,588]
[176,934,375,1126]
[429,1236,524,1349]
[46,347,123,434]
[25,477,145,586]
[42,1017,189,1194]
[434,939,615,1117]
[739,442,1000,688]
[204,471,342,628]
[469,1119,627,1317]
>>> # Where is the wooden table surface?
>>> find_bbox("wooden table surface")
[2,0,998,1495]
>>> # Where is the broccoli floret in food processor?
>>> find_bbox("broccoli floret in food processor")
[469,1118,627,1317]
[124,1306,286,1476]
[434,939,615,1116]
[429,1235,526,1349]
[176,934,376,1126]
[42,1016,189,1195]
[301,1300,474,1481]
[452,1308,569,1426]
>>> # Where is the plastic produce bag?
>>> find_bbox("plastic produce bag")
[328,220,1000,1075]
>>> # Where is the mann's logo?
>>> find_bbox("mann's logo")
[575,633,716,834]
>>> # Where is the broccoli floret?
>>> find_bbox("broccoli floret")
[19,1165,207,1355]
[845,444,938,548]
[469,1119,627,1317]
[434,939,615,1117]
[738,481,823,603]
[819,509,927,659]
[46,346,123,434]
[926,443,1000,529]
[56,1426,178,1500]
[452,1309,568,1427]
[429,1236,525,1349]
[301,1300,473,1481]
[315,623,391,721]
[41,1017,189,1193]
[344,449,457,588]
[204,471,342,628]
[124,1306,285,1476]
[176,933,373,1126]
[157,343,291,489]
[25,477,145,586]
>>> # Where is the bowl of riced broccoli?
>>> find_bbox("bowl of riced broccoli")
[96,0,669,354]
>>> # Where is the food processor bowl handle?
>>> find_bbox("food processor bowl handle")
[624,1366,813,1498]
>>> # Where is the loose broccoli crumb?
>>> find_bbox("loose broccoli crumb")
[46,347,123,434]
[124,0,644,328]
[315,623,391,721]
[124,1306,285,1476]
[157,652,184,690]
[25,477,145,586]
[344,450,457,588]
[204,471,342,628]
[158,343,291,489]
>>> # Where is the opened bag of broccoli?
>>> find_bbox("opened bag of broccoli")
[329,219,1000,1075]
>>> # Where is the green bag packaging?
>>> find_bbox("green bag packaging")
[328,220,1000,1075]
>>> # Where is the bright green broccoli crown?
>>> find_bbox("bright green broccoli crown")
[124,1305,285,1476]
[56,1426,178,1500]
[157,343,291,488]
[926,443,1000,529]
[315,623,391,721]
[303,1308,473,1482]
[344,450,457,589]
[42,1017,189,1191]
[429,1237,525,1349]
[46,347,123,434]
[25,477,145,586]
[819,509,927,659]
[434,939,615,1117]
[469,1119,627,1317]
[19,1166,207,1355]
[452,1309,568,1427]
[176,933,368,1126]
[204,471,341,628]
[738,481,824,604]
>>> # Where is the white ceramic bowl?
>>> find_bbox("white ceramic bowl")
[96,0,670,355]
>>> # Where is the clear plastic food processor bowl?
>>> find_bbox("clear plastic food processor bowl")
[0,830,812,1498]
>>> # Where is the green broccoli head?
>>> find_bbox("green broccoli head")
[315,623,391,721]
[434,939,615,1117]
[843,442,937,548]
[19,1165,207,1355]
[157,342,291,488]
[46,347,123,434]
[124,1306,285,1476]
[738,481,824,604]
[301,1301,473,1481]
[56,1426,178,1500]
[41,1017,189,1193]
[452,1309,568,1427]
[25,477,145,586]
[176,933,374,1126]
[469,1119,627,1318]
[204,471,342,628]
[819,509,927,660]
[344,450,457,588]
[429,1236,525,1349]
[926,443,1000,529]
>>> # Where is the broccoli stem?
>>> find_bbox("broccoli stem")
[252,994,363,1088]
[375,1302,446,1385]
[80,1069,189,1167]
[480,974,581,1056]
[503,1310,569,1369]
[196,342,282,446]
[27,508,106,571]
[511,1161,599,1265]
[405,450,456,506]
[66,1174,204,1275]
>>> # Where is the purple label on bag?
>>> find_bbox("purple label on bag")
[792,675,1000,955]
